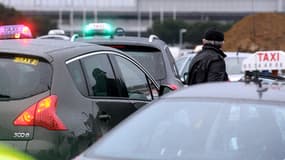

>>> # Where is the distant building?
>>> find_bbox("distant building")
[0,0,284,36]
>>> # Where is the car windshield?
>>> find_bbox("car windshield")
[176,56,188,71]
[88,99,285,160]
[225,57,246,75]
[0,55,52,100]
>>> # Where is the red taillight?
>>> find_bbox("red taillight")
[168,84,178,90]
[14,95,67,130]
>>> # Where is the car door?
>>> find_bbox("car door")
[109,53,159,108]
[77,51,159,134]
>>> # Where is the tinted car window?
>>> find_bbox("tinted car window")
[113,55,152,101]
[0,55,51,100]
[88,99,285,160]
[67,60,88,96]
[107,45,166,81]
[81,54,120,97]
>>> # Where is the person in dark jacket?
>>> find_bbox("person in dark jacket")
[186,28,229,85]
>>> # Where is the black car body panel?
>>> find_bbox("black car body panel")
[75,36,183,89]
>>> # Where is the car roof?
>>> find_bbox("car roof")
[177,52,252,60]
[75,36,167,50]
[177,53,196,59]
[225,52,252,58]
[163,81,285,102]
[36,34,71,40]
[0,39,117,62]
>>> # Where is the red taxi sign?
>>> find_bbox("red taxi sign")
[89,23,106,30]
[0,25,32,39]
[242,51,285,71]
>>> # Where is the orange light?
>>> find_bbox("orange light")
[14,104,36,126]
[14,95,67,130]
[14,33,20,39]
[23,112,34,122]
[37,97,52,113]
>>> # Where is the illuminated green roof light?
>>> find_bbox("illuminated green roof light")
[83,23,114,37]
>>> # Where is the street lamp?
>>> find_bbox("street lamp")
[179,28,187,49]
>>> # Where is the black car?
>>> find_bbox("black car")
[74,80,285,160]
[73,23,183,90]
[0,38,170,160]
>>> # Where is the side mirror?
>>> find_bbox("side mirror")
[181,72,188,84]
[159,84,174,96]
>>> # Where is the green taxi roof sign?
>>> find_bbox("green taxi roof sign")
[83,23,114,37]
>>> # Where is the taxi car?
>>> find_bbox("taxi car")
[74,81,285,160]
[72,23,183,90]
[241,50,285,82]
[0,25,171,160]
[74,50,285,160]
[36,29,71,40]
[0,24,32,39]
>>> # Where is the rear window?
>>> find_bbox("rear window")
[0,55,52,100]
[106,45,166,81]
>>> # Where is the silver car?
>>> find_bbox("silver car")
[176,52,252,82]
[74,81,285,160]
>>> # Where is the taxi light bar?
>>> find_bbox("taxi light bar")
[83,23,114,37]
[242,50,285,84]
[242,50,285,72]
[48,29,65,35]
[0,24,32,39]
[14,95,67,131]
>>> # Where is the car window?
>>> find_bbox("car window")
[176,55,195,77]
[66,60,88,96]
[106,45,166,81]
[176,56,188,71]
[181,57,192,76]
[0,55,51,100]
[89,99,285,160]
[113,55,152,101]
[81,54,120,97]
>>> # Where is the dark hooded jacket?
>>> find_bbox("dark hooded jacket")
[186,44,229,85]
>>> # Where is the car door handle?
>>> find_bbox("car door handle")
[98,114,111,121]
